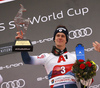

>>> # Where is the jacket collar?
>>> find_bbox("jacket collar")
[51,46,67,56]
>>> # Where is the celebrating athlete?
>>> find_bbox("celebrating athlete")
[20,25,92,88]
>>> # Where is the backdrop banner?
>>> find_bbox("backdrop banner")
[0,0,100,88]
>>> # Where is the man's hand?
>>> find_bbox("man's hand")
[93,41,100,52]
[80,78,92,86]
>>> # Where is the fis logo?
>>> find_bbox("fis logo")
[51,79,54,84]
[0,0,15,4]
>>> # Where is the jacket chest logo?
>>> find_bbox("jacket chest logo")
[57,55,68,63]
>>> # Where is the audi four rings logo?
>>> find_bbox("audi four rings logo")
[1,79,25,88]
[69,27,92,39]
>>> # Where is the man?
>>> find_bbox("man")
[93,41,100,52]
[21,25,91,88]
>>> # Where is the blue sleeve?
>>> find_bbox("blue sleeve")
[21,51,32,64]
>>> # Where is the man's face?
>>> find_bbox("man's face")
[55,32,67,47]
